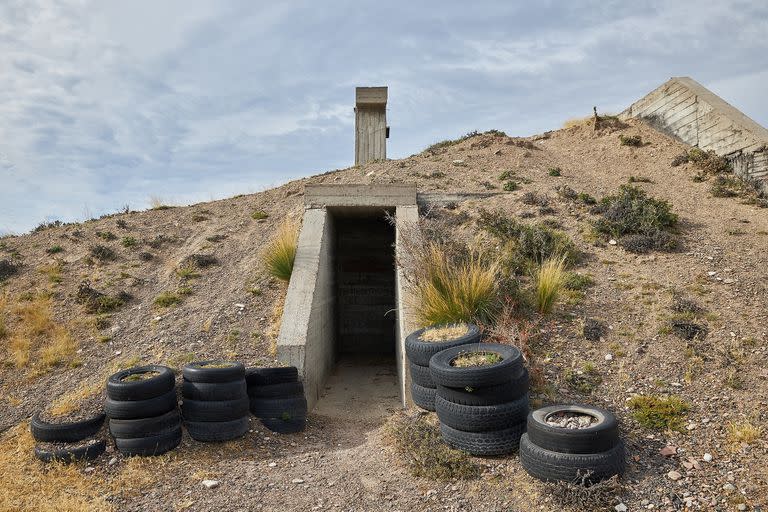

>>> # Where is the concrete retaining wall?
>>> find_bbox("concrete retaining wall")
[620,77,768,189]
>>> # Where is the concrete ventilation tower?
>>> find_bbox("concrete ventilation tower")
[354,86,389,165]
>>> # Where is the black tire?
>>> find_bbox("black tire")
[435,393,529,433]
[410,382,436,412]
[245,367,299,386]
[519,433,625,484]
[30,411,106,443]
[182,379,247,401]
[249,396,308,419]
[105,389,178,420]
[109,409,181,439]
[405,324,481,366]
[526,404,620,454]
[34,439,106,463]
[183,361,245,383]
[247,381,304,399]
[437,367,529,406]
[181,397,250,422]
[114,427,182,457]
[107,365,175,401]
[429,343,523,388]
[440,422,525,456]
[261,415,307,434]
[185,417,250,442]
[409,362,434,388]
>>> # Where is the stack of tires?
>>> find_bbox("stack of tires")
[430,343,529,456]
[181,361,250,442]
[106,365,182,456]
[30,411,106,463]
[247,367,307,433]
[405,324,481,411]
[520,404,625,484]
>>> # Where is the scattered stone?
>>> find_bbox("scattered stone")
[605,353,613,361]
[268,462,277,468]
[202,480,220,489]
[722,483,736,492]
[667,470,682,481]
[108,457,118,466]
[737,504,747,511]
[609,239,618,245]
[292,478,305,484]
[703,453,713,462]
[660,445,677,457]
[545,411,596,429]
[615,504,628,512]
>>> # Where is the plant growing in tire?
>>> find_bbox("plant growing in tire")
[405,323,481,411]
[520,404,625,484]
[430,342,529,456]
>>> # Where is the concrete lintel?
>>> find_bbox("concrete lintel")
[305,184,417,208]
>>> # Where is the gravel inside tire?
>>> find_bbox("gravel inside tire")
[185,417,249,442]
[114,426,182,457]
[526,404,620,454]
[519,433,626,483]
[183,361,245,383]
[261,415,307,434]
[429,342,523,388]
[182,379,247,401]
[410,382,436,412]
[436,367,529,406]
[105,389,178,420]
[34,439,106,463]
[107,365,175,401]
[249,396,308,419]
[405,324,481,366]
[440,422,525,456]
[246,367,299,386]
[409,362,434,388]
[435,393,529,432]
[108,409,181,439]
[247,381,304,399]
[30,411,106,443]
[182,397,250,422]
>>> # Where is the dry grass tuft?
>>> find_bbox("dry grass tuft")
[727,421,762,449]
[452,350,502,367]
[535,256,566,315]
[262,220,300,282]
[419,323,469,342]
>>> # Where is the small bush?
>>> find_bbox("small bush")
[535,257,566,315]
[619,134,642,147]
[555,185,578,200]
[386,412,480,480]
[669,319,708,340]
[154,292,183,308]
[498,170,513,180]
[252,210,269,220]
[181,254,218,269]
[564,272,594,291]
[95,231,117,241]
[503,180,519,192]
[0,259,20,281]
[424,131,479,155]
[548,167,562,177]
[628,175,653,183]
[582,318,606,341]
[75,281,127,314]
[564,362,602,394]
[46,246,64,255]
[121,237,138,248]
[627,395,689,431]
[687,148,731,174]
[710,175,741,198]
[521,192,548,206]
[262,221,300,282]
[670,153,689,167]
[90,245,117,262]
[577,192,597,205]
[138,252,153,261]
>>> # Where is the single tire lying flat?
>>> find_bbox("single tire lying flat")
[249,396,308,419]
[261,416,306,434]
[109,409,181,439]
[34,439,106,464]
[185,417,249,442]
[114,427,182,457]
[405,324,481,366]
[429,343,523,388]
[105,389,178,420]
[107,365,175,401]
[246,367,299,387]
[182,379,247,401]
[181,397,249,422]
[440,422,525,456]
[526,404,620,454]
[410,382,436,412]
[436,367,529,406]
[247,381,304,399]
[519,433,625,484]
[30,411,106,443]
[435,393,529,433]
[409,362,434,388]
[183,361,245,383]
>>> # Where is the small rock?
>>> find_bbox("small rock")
[737,504,747,511]
[425,489,437,497]
[291,478,305,484]
[722,483,736,492]
[703,453,713,462]
[609,239,618,245]
[667,470,682,481]
[108,457,118,466]
[202,480,220,489]
[660,445,677,457]
[605,353,613,361]
[268,462,277,467]
[114,350,122,356]
[84,466,95,473]
[707,271,717,276]
[615,504,628,512]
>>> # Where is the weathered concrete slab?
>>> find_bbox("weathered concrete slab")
[305,184,417,207]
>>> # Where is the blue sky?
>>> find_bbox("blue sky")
[1,0,767,234]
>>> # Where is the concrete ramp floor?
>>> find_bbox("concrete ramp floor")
[313,358,400,422]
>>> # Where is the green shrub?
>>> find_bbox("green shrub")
[46,245,64,255]
[90,245,117,261]
[627,395,689,431]
[547,167,562,177]
[577,192,597,205]
[121,237,138,248]
[252,210,269,220]
[95,231,117,241]
[263,221,299,281]
[502,180,519,192]
[424,131,479,154]
[628,175,653,183]
[498,170,513,180]
[619,134,642,147]
[154,292,183,308]
[564,272,594,291]
[710,175,741,197]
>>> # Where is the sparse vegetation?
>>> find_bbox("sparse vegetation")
[502,180,519,192]
[627,394,689,431]
[564,272,594,291]
[75,281,127,314]
[0,259,20,281]
[252,209,269,220]
[452,350,502,367]
[548,167,562,176]
[262,221,300,282]
[628,175,653,183]
[419,323,469,342]
[535,256,566,315]
[122,236,138,248]
[95,230,117,241]
[727,421,762,448]
[154,291,183,308]
[582,318,606,341]
[90,244,117,262]
[46,245,64,254]
[619,134,643,147]
[564,362,602,394]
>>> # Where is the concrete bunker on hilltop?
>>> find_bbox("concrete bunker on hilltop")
[276,184,419,412]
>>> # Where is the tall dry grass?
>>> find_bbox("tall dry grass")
[262,220,300,282]
[535,256,566,315]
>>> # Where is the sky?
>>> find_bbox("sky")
[1,0,767,234]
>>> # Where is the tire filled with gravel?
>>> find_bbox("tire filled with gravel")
[247,366,307,434]
[431,342,528,456]
[106,365,182,456]
[181,361,249,442]
[405,324,480,411]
